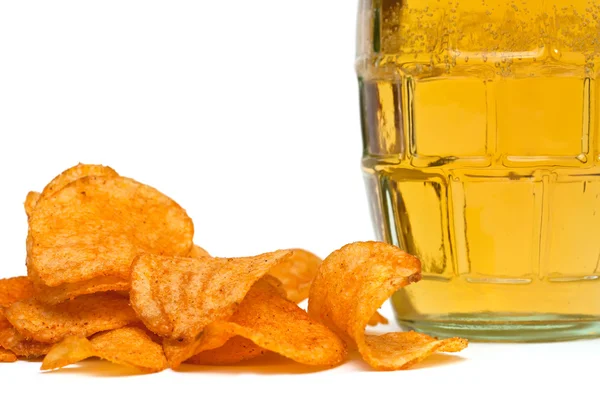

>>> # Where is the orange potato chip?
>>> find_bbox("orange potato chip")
[24,191,41,220]
[25,164,121,289]
[186,336,266,366]
[90,327,167,373]
[25,164,118,220]
[0,318,51,358]
[130,250,292,341]
[28,175,194,296]
[308,241,467,370]
[268,249,322,303]
[40,336,94,370]
[0,348,17,363]
[40,163,119,200]
[188,245,210,259]
[32,276,130,306]
[0,276,34,306]
[166,279,346,368]
[42,327,167,373]
[368,311,389,326]
[161,323,235,368]
[364,332,468,370]
[5,293,138,343]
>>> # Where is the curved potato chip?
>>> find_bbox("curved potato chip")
[0,277,40,357]
[41,336,94,370]
[130,250,292,341]
[186,336,266,366]
[28,175,194,289]
[268,249,322,303]
[308,241,466,370]
[40,163,119,200]
[27,163,115,222]
[90,327,167,373]
[24,191,41,220]
[26,164,121,288]
[0,277,34,306]
[42,327,167,373]
[166,279,346,368]
[368,311,389,326]
[162,323,234,368]
[32,277,130,305]
[0,319,51,358]
[198,280,346,367]
[0,348,17,362]
[189,245,210,259]
[364,332,468,370]
[5,293,138,343]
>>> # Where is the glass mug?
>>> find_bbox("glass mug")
[357,0,600,341]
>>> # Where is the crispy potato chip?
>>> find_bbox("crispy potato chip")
[0,318,51,357]
[26,164,122,297]
[32,277,130,306]
[41,336,94,370]
[166,279,346,368]
[25,164,118,220]
[162,324,234,368]
[5,293,138,343]
[0,348,17,362]
[268,249,322,303]
[40,163,119,200]
[364,332,468,370]
[0,276,34,306]
[186,336,266,366]
[42,327,167,373]
[0,277,42,357]
[28,175,194,294]
[130,250,292,341]
[24,191,41,220]
[90,327,167,373]
[368,311,389,326]
[308,241,467,370]
[188,245,210,259]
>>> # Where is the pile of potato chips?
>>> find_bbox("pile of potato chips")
[0,164,467,372]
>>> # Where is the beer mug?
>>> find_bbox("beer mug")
[357,0,600,340]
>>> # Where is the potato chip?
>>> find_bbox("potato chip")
[368,311,389,326]
[28,175,194,297]
[24,191,41,220]
[268,249,322,303]
[161,324,234,368]
[5,293,138,343]
[40,336,94,370]
[0,276,34,306]
[41,327,167,373]
[308,241,467,370]
[363,332,468,370]
[0,318,51,358]
[167,279,346,368]
[32,276,130,306]
[25,164,118,220]
[0,348,17,363]
[90,327,167,373]
[188,245,210,259]
[186,336,266,366]
[130,250,292,341]
[39,163,119,200]
[25,164,121,292]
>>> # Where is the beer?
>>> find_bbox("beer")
[358,0,600,340]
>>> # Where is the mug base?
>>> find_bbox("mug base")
[397,313,600,342]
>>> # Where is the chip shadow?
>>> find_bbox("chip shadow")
[176,352,340,375]
[40,358,148,378]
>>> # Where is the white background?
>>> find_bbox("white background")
[0,1,597,399]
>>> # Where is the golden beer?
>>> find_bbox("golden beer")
[357,0,600,340]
